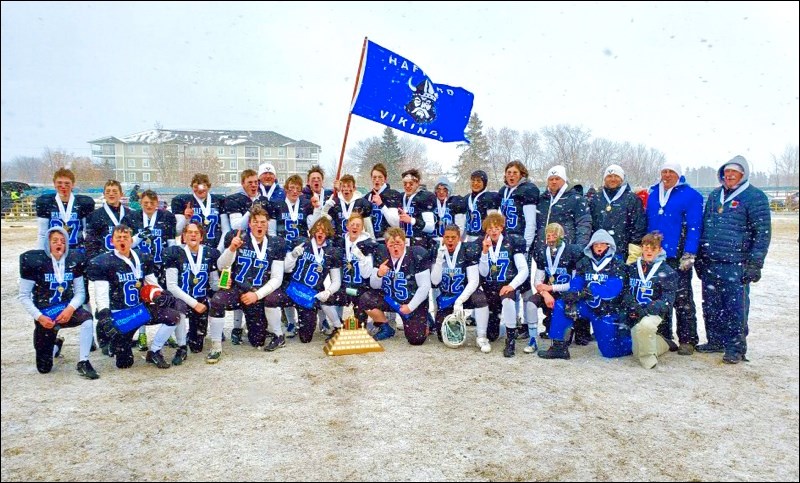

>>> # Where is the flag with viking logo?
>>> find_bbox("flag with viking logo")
[351,40,474,143]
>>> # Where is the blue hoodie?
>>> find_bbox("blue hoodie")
[645,176,704,258]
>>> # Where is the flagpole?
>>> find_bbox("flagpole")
[334,37,368,189]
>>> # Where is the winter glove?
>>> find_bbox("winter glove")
[625,244,642,265]
[291,244,305,258]
[315,290,332,302]
[351,245,365,261]
[435,245,447,264]
[679,253,696,271]
[323,198,336,212]
[453,299,465,316]
[742,264,762,284]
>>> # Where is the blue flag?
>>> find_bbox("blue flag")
[351,40,474,143]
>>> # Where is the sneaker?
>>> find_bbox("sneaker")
[722,352,742,364]
[76,360,99,379]
[172,346,188,366]
[696,343,724,353]
[677,343,695,356]
[285,322,296,339]
[373,324,396,341]
[537,342,571,360]
[205,350,222,364]
[230,328,243,345]
[264,335,286,352]
[145,350,171,369]
[136,332,148,352]
[54,337,65,358]
[523,337,538,354]
[166,336,179,349]
[476,337,491,353]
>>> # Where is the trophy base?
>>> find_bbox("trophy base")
[323,328,384,356]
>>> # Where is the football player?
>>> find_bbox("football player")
[172,173,229,252]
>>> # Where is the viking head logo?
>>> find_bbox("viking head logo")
[405,78,438,124]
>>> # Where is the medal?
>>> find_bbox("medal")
[658,208,664,215]
[63,224,71,234]
[57,286,65,293]
[135,281,142,288]
[491,264,499,273]
[143,238,152,246]
[346,262,353,272]
[718,207,724,214]
[316,265,323,273]
[548,276,555,284]
[193,277,200,284]
[605,205,612,212]
[204,219,210,225]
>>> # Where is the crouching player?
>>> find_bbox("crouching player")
[478,213,529,357]
[210,205,285,360]
[364,227,432,345]
[624,231,678,368]
[538,229,629,361]
[18,227,97,379]
[88,224,183,370]
[163,221,220,365]
[430,225,490,352]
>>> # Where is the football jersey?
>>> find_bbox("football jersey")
[301,186,334,205]
[433,195,466,239]
[19,249,86,309]
[573,254,627,315]
[399,189,436,239]
[373,245,431,304]
[85,204,136,260]
[36,193,95,249]
[363,185,403,239]
[461,190,501,238]
[289,240,343,292]
[437,242,481,297]
[328,196,372,238]
[267,197,314,246]
[163,244,220,301]
[534,242,583,286]
[223,192,268,219]
[86,249,156,311]
[483,234,527,285]
[223,231,286,290]
[171,193,226,248]
[334,235,378,289]
[624,259,678,315]
[498,180,539,238]
[126,209,177,268]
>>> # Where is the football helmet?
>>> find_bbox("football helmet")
[441,311,467,348]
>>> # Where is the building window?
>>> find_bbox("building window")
[142,172,151,182]
[230,174,237,183]
[218,147,225,155]
[142,146,149,154]
[127,145,135,154]
[128,172,136,182]
[229,160,236,169]
[230,147,236,155]
[276,161,287,171]
[142,158,150,168]
[218,174,225,183]
[218,160,225,169]
[277,148,286,157]
[245,147,258,158]
[189,147,196,155]
[263,148,271,157]
[128,158,136,168]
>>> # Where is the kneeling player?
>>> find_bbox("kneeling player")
[430,225,490,352]
[88,225,183,370]
[19,227,97,379]
[328,214,377,328]
[363,227,432,345]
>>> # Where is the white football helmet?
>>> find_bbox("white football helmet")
[441,311,467,348]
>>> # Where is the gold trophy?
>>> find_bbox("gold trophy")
[323,316,384,356]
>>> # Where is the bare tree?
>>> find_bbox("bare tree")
[347,136,382,188]
[772,144,799,186]
[616,143,665,189]
[540,124,592,185]
[518,130,543,176]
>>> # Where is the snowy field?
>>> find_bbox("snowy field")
[1,214,798,481]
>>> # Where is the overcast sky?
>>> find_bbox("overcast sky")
[2,1,798,177]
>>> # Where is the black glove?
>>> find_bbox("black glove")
[154,290,176,309]
[96,309,120,341]
[742,264,761,284]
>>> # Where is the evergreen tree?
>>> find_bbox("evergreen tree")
[454,113,491,191]
[379,127,404,186]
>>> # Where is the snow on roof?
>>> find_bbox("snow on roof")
[94,129,319,148]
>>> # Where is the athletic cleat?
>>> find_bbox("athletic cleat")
[264,335,286,352]
[171,346,188,366]
[523,337,538,354]
[205,350,222,364]
[54,337,65,358]
[230,328,243,345]
[677,343,695,356]
[145,350,171,369]
[137,332,148,352]
[476,337,491,354]
[372,323,396,341]
[722,352,743,364]
[166,336,179,349]
[696,343,724,354]
[76,360,99,380]
[538,341,571,360]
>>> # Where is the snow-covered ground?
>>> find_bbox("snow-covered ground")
[1,214,798,481]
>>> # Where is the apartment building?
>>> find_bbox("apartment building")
[89,129,321,187]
